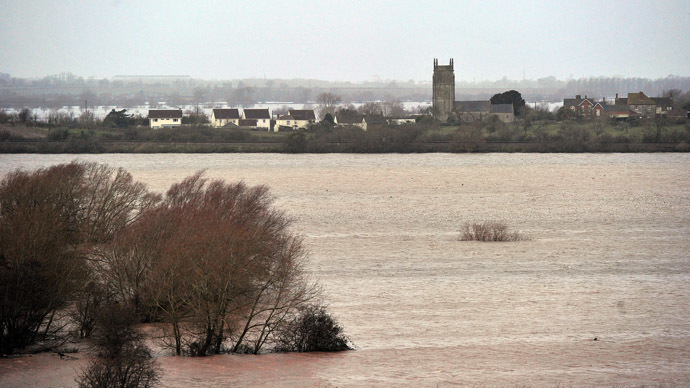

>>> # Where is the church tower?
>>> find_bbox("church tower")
[432,58,455,121]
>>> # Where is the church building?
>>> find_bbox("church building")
[432,58,515,123]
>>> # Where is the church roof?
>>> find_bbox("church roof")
[454,100,490,112]
[490,104,514,114]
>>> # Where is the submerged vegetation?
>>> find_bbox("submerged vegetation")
[0,161,351,362]
[459,221,525,242]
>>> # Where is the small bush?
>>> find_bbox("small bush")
[275,305,351,352]
[459,221,524,242]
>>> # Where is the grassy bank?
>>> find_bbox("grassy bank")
[1,119,688,153]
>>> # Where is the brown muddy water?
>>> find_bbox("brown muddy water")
[0,153,689,387]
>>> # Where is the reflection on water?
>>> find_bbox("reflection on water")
[1,153,689,387]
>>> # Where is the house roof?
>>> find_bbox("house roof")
[627,92,656,105]
[563,97,596,107]
[652,97,673,108]
[288,109,316,121]
[490,104,514,114]
[148,109,182,119]
[454,100,490,112]
[277,115,295,121]
[238,119,258,126]
[213,108,240,119]
[364,116,388,125]
[243,109,271,119]
[615,97,628,106]
[335,114,364,124]
[603,105,634,113]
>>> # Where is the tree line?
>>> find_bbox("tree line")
[3,71,689,110]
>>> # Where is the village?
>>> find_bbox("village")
[1,58,688,155]
[139,59,687,132]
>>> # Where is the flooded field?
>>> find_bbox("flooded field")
[1,153,689,387]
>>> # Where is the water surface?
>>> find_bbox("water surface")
[1,153,689,387]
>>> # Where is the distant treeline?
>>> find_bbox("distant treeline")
[2,72,689,109]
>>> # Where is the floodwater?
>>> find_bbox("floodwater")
[1,153,689,387]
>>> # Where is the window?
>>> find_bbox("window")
[173,118,178,122]
[154,119,158,122]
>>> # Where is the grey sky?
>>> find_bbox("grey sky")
[1,0,689,82]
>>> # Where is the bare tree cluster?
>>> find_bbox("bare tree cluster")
[1,162,348,360]
[0,162,155,355]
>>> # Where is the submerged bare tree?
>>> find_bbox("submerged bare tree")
[1,163,346,357]
[0,161,157,354]
[158,173,319,356]
[459,221,525,242]
[76,302,160,388]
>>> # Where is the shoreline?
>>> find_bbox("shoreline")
[1,140,687,154]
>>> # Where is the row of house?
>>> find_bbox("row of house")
[148,108,421,131]
[563,92,675,119]
[333,114,417,130]
[148,108,316,130]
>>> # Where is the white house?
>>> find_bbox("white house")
[242,109,271,130]
[211,108,240,127]
[288,109,316,128]
[274,114,296,131]
[148,109,182,129]
[274,109,317,131]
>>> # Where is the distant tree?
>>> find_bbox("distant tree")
[381,100,405,117]
[181,111,209,126]
[229,85,256,107]
[192,87,206,105]
[316,92,341,118]
[103,109,134,128]
[555,106,577,121]
[357,102,383,116]
[335,107,360,122]
[490,90,526,116]
[18,108,31,123]
[321,113,335,125]
[0,109,12,124]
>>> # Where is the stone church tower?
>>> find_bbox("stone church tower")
[432,58,455,121]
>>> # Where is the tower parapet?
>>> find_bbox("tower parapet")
[432,58,455,121]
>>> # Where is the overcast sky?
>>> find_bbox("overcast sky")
[1,0,689,82]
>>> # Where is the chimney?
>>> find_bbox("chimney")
[576,95,581,99]
[616,93,618,99]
